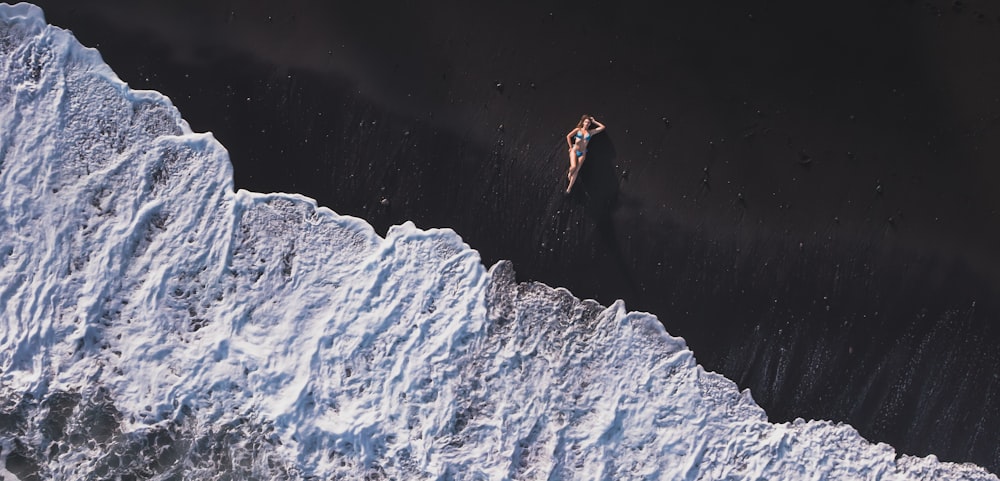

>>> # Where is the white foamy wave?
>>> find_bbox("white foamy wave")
[0,3,995,480]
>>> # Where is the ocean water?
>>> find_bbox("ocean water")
[0,3,996,480]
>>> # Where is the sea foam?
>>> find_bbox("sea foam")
[0,3,996,480]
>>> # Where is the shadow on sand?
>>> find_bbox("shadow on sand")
[544,134,640,297]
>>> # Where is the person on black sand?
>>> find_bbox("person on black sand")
[564,114,605,193]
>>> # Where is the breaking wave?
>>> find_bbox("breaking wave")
[0,3,995,480]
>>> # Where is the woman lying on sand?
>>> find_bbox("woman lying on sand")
[564,115,605,193]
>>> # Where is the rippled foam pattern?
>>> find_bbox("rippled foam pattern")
[0,3,995,480]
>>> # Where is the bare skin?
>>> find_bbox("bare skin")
[564,116,606,193]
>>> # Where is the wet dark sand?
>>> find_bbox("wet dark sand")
[34,0,1000,471]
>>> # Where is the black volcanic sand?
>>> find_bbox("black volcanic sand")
[34,0,1000,471]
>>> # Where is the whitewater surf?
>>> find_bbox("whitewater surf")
[0,3,996,480]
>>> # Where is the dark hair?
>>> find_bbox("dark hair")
[576,114,592,129]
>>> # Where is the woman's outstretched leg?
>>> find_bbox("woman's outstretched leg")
[567,149,578,181]
[566,153,585,193]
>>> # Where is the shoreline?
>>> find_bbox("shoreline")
[31,0,1000,471]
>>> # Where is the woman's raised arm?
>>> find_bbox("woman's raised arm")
[590,117,606,134]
